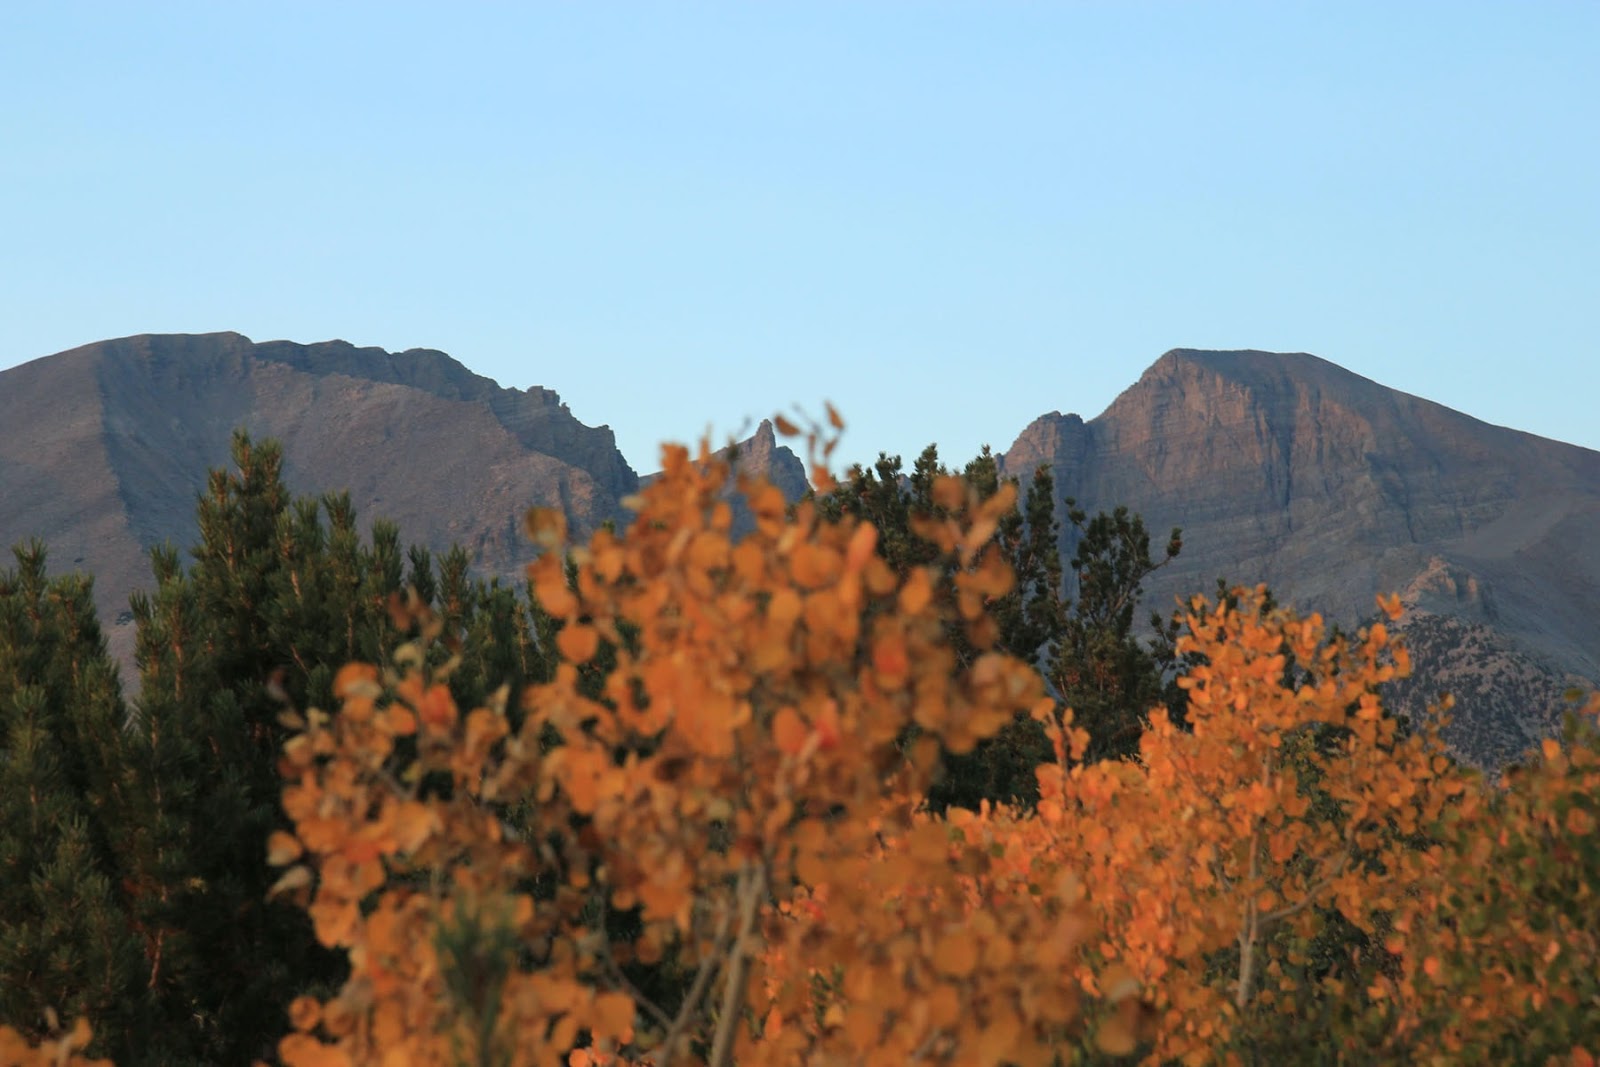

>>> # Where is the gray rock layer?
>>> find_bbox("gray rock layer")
[0,333,805,681]
[1002,349,1600,765]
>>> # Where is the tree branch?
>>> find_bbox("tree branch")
[657,890,738,1063]
[708,864,768,1067]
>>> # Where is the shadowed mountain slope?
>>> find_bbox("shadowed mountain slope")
[0,333,804,678]
[1002,350,1600,765]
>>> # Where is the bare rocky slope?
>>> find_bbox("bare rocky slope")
[3,336,1595,765]
[1001,349,1600,765]
[0,332,804,679]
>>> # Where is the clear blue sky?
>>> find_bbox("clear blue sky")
[3,2,1596,474]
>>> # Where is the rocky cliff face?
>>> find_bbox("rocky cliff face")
[1002,349,1600,765]
[0,333,804,680]
[4,335,1594,765]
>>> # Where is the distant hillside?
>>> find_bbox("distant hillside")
[3,334,1596,765]
[0,332,805,678]
[1001,349,1600,765]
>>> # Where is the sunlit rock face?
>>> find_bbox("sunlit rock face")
[1002,349,1600,766]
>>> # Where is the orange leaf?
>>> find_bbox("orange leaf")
[845,522,878,573]
[898,568,933,616]
[287,995,321,1033]
[592,991,635,1041]
[419,684,457,731]
[1094,1012,1138,1056]
[557,623,601,664]
[933,931,978,977]
[333,663,379,700]
[871,632,910,688]
[773,706,807,756]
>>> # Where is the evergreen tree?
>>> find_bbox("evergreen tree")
[819,446,1183,808]
[818,446,1064,809]
[123,438,350,1064]
[121,431,555,1064]
[0,544,145,1061]
[1046,500,1183,764]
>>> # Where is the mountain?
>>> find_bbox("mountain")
[0,332,805,679]
[3,335,1595,765]
[1001,350,1600,765]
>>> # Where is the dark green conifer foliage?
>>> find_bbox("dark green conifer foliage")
[0,543,144,1061]
[124,435,353,1064]
[818,446,1066,810]
[820,446,1183,809]
[121,431,555,1064]
[1047,500,1183,765]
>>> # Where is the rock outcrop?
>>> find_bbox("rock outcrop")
[1002,349,1600,764]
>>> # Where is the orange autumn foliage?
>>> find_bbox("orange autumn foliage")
[267,414,1097,1066]
[1372,693,1600,1063]
[0,1019,109,1067]
[1034,589,1463,1062]
[11,414,1600,1066]
[811,589,1457,1066]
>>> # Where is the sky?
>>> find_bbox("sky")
[2,2,1597,475]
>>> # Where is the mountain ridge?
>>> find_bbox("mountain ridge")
[1000,347,1600,763]
[0,332,802,682]
[4,334,1595,765]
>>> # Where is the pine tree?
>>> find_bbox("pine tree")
[818,445,1066,809]
[121,432,556,1063]
[820,446,1184,807]
[123,438,350,1064]
[0,544,145,1062]
[1047,500,1182,764]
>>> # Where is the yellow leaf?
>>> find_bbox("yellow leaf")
[269,865,313,898]
[772,414,801,437]
[267,831,303,866]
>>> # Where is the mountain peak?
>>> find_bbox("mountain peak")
[995,346,1600,765]
[1126,347,1391,409]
